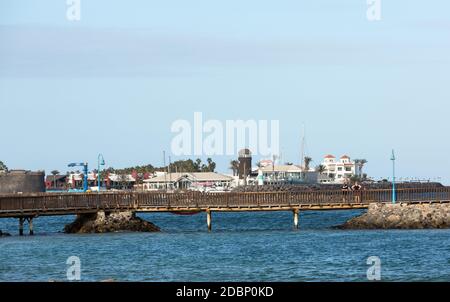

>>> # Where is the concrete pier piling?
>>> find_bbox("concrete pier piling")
[18,217,34,235]
[293,209,299,229]
[19,217,24,236]
[206,210,212,231]
[28,217,34,235]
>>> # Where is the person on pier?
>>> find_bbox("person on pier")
[342,181,350,202]
[351,182,362,203]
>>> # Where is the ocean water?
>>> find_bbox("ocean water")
[1,210,450,282]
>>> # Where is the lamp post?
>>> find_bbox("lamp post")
[98,154,105,192]
[390,149,396,204]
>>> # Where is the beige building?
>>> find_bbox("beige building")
[142,172,233,191]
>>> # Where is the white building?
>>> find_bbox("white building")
[321,155,356,183]
[257,164,319,184]
[142,172,233,191]
[259,164,303,182]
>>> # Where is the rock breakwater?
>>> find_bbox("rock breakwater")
[64,211,160,233]
[339,203,450,229]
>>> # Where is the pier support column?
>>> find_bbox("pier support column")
[206,210,212,231]
[19,217,24,236]
[28,217,34,236]
[293,209,299,229]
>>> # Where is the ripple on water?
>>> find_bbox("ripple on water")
[1,211,450,281]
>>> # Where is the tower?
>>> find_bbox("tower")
[238,149,252,181]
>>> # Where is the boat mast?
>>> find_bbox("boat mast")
[300,124,305,171]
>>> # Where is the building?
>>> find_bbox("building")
[66,172,136,190]
[257,164,319,184]
[259,164,303,182]
[258,159,273,168]
[45,174,68,190]
[238,149,252,180]
[142,172,233,191]
[321,155,356,183]
[106,173,136,190]
[0,170,45,193]
[66,172,93,189]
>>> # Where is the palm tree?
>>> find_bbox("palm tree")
[229,160,239,176]
[349,174,359,184]
[354,159,368,177]
[315,164,326,174]
[206,158,216,172]
[272,154,278,177]
[304,157,312,171]
[0,161,7,172]
[51,170,60,189]
[194,158,202,172]
[359,159,368,176]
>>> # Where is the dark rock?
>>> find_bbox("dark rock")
[0,230,11,237]
[338,203,450,229]
[64,211,160,234]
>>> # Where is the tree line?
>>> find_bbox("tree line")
[108,158,217,175]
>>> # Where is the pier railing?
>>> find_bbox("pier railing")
[0,187,449,216]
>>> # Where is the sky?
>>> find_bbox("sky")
[0,0,449,184]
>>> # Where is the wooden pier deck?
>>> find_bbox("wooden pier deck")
[1,187,449,233]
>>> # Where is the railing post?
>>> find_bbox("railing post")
[195,192,199,208]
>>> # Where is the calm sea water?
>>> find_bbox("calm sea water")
[1,210,449,281]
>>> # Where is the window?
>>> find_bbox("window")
[338,167,343,171]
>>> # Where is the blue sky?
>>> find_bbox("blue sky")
[1,0,449,183]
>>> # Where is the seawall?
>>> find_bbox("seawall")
[0,170,45,194]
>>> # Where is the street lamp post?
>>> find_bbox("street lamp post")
[98,154,105,192]
[390,149,396,204]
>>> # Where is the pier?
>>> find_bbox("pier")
[1,187,449,233]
